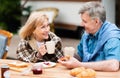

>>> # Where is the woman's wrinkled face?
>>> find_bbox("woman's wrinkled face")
[33,19,50,42]
[80,12,100,34]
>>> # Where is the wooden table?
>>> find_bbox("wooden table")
[0,59,120,78]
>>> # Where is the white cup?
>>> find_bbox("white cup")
[45,41,55,54]
[64,47,75,57]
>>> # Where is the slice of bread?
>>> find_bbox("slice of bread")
[8,62,29,68]
[9,67,26,72]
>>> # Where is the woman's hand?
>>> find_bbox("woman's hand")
[38,44,47,56]
[58,57,81,69]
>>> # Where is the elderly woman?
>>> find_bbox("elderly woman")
[16,11,63,63]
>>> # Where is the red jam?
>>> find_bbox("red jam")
[43,62,50,65]
[32,69,42,74]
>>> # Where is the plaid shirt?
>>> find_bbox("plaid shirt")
[16,32,64,63]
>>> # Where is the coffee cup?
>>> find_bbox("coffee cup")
[63,47,75,57]
[45,41,55,54]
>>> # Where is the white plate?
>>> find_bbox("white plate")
[36,61,56,68]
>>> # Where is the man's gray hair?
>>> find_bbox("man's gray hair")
[79,1,106,23]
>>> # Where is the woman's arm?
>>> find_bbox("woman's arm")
[44,32,63,62]
[16,39,40,63]
[49,32,63,55]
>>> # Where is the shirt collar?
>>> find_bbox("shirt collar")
[88,29,100,39]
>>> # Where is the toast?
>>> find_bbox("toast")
[8,62,28,68]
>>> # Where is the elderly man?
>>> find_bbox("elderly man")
[58,1,120,72]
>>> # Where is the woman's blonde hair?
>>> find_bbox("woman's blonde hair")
[19,11,48,39]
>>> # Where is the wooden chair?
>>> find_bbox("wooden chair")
[0,29,13,59]
[36,7,59,32]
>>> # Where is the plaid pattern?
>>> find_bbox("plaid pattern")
[16,32,63,63]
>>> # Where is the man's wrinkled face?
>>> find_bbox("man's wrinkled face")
[80,12,100,34]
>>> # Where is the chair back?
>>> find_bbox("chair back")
[0,35,7,58]
[0,29,13,59]
[36,7,59,20]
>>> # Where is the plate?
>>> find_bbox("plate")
[36,61,56,68]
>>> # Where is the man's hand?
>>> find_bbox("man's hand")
[58,57,81,69]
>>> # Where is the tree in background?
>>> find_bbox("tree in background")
[0,0,21,33]
[0,0,31,33]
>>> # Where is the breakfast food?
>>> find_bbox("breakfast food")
[70,67,96,78]
[70,67,85,77]
[43,62,50,65]
[9,67,25,72]
[8,62,28,68]
[42,62,56,68]
[35,62,56,68]
[59,56,70,61]
[8,62,29,72]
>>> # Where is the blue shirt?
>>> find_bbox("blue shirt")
[77,21,120,62]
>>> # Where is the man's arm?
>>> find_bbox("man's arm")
[58,57,119,72]
[79,59,119,72]
[16,39,39,63]
[80,38,120,71]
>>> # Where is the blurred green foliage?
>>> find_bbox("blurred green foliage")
[0,0,21,33]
